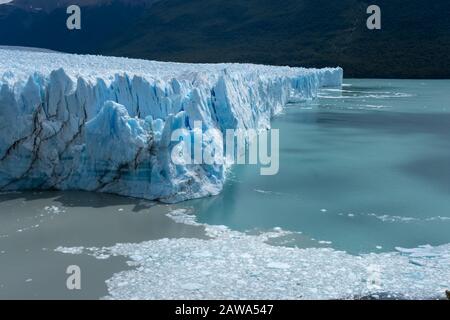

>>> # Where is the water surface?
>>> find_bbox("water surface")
[0,191,205,299]
[180,79,450,254]
[1,79,449,299]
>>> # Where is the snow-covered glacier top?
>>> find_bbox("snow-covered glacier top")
[0,48,339,85]
[0,48,342,202]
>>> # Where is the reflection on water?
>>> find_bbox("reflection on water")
[0,191,205,299]
[178,79,450,254]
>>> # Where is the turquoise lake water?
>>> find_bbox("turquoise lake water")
[1,79,449,299]
[180,79,450,254]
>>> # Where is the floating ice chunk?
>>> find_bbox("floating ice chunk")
[55,246,84,255]
[181,283,203,291]
[44,206,65,214]
[267,262,291,269]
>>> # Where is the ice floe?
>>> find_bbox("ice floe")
[55,209,450,300]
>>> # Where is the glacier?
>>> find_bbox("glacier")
[0,48,342,202]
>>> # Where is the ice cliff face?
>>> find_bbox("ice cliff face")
[0,48,342,202]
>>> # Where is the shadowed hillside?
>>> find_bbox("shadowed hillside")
[1,0,449,78]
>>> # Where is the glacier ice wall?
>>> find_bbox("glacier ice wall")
[0,48,342,202]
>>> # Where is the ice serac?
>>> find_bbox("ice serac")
[0,48,343,202]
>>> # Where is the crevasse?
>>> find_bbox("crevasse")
[0,48,342,202]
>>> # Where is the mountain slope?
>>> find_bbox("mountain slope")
[7,0,153,11]
[101,0,450,78]
[1,0,449,78]
[0,1,149,53]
